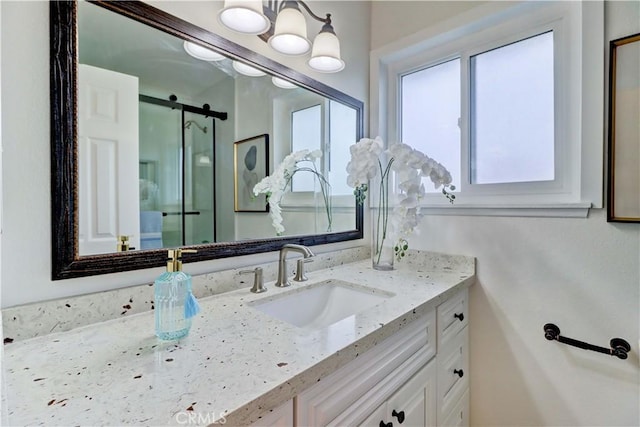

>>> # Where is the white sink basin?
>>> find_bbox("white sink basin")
[250,279,394,330]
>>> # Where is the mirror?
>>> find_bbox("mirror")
[51,0,363,279]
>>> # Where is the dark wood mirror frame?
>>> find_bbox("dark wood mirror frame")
[606,32,640,223]
[51,0,364,280]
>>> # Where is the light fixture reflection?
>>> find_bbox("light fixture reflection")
[183,41,225,61]
[196,154,212,166]
[272,76,297,89]
[232,60,267,77]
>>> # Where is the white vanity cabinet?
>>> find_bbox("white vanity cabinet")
[361,359,437,427]
[436,289,469,426]
[251,400,294,426]
[291,287,470,427]
[297,309,437,426]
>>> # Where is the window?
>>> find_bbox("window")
[401,59,461,192]
[399,27,560,197]
[290,101,356,196]
[374,1,603,215]
[328,100,357,196]
[470,32,555,185]
[291,105,322,192]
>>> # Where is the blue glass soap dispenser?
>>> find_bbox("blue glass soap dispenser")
[154,249,201,340]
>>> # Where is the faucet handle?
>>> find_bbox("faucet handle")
[293,258,314,282]
[239,267,266,293]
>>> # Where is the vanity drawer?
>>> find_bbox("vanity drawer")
[437,325,468,423]
[437,288,468,349]
[440,389,469,427]
[298,311,436,427]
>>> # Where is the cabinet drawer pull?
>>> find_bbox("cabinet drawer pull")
[454,369,464,378]
[454,312,464,322]
[379,421,392,427]
[392,409,405,424]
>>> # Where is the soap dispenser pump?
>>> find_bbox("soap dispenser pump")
[116,235,131,252]
[154,249,200,340]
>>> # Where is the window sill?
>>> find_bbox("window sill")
[419,203,591,218]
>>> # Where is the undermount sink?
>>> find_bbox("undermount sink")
[249,279,394,330]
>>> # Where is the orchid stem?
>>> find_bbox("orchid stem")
[374,158,394,265]
[287,162,332,232]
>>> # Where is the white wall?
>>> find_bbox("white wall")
[370,0,489,50]
[233,75,277,240]
[0,0,370,308]
[371,1,640,426]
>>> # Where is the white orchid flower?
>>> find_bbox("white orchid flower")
[346,136,455,263]
[254,149,331,235]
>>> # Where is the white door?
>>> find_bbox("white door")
[78,64,140,255]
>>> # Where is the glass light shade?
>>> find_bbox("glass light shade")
[308,31,345,73]
[272,76,297,89]
[183,41,225,61]
[232,60,266,77]
[218,0,270,35]
[268,7,310,55]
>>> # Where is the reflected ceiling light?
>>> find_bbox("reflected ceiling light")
[232,60,267,77]
[218,0,270,35]
[196,154,212,166]
[218,0,345,73]
[272,76,297,89]
[183,41,225,61]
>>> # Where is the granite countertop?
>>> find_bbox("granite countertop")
[2,253,475,426]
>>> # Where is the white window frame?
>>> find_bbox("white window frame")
[371,1,604,217]
[277,97,354,210]
[290,103,325,193]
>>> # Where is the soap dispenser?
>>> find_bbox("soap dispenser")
[154,249,200,340]
[116,235,130,252]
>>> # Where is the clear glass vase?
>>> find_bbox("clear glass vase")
[371,207,394,271]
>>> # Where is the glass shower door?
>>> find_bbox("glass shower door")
[184,111,215,245]
[139,100,217,248]
[139,101,182,249]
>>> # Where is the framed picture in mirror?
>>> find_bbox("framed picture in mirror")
[607,32,640,222]
[234,134,269,212]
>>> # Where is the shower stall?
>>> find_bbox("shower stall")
[138,94,227,249]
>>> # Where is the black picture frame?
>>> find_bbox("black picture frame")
[234,134,269,213]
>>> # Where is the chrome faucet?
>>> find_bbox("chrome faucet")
[275,244,314,287]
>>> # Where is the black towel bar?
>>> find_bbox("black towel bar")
[543,323,631,360]
[162,211,201,216]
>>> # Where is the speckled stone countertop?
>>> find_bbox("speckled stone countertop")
[2,251,475,426]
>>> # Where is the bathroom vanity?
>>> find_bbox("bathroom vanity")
[3,251,474,426]
[288,286,469,427]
